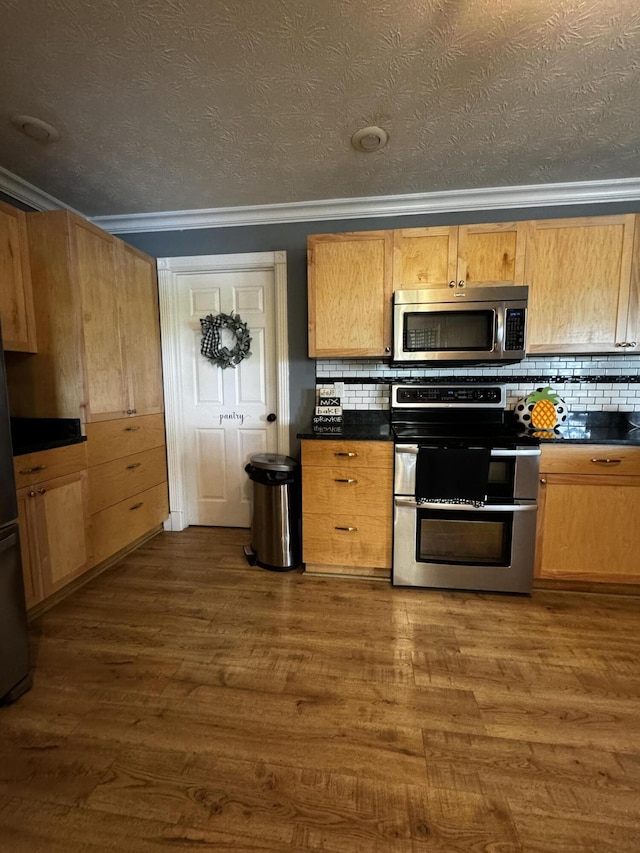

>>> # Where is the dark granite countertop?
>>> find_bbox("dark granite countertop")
[11,417,86,456]
[535,412,640,445]
[297,411,393,441]
[298,411,640,445]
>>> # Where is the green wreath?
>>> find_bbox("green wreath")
[200,311,252,369]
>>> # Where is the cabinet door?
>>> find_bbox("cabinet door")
[457,222,526,286]
[392,226,458,290]
[17,471,90,604]
[308,231,393,357]
[0,200,37,352]
[73,217,128,421]
[536,473,640,584]
[117,241,164,416]
[525,215,636,353]
[16,490,42,608]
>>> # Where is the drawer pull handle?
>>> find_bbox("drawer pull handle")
[335,526,358,532]
[126,463,142,470]
[591,458,622,465]
[19,465,47,474]
[335,478,357,483]
[129,502,143,511]
[334,452,357,457]
[124,426,140,432]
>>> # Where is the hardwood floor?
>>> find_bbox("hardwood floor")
[1,526,640,852]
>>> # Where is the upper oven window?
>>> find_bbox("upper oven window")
[403,309,495,353]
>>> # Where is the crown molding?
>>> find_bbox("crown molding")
[0,166,83,214]
[93,177,640,235]
[1,164,639,233]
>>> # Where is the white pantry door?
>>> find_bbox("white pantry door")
[158,252,289,530]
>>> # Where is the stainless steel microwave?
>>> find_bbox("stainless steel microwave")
[393,285,529,364]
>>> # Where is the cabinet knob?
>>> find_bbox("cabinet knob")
[385,346,391,353]
[458,280,465,287]
[37,488,46,495]
[28,490,37,498]
[126,408,138,414]
[539,478,546,484]
[449,281,456,288]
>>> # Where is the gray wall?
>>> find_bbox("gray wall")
[116,200,640,456]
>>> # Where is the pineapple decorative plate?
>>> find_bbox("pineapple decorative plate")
[514,386,568,431]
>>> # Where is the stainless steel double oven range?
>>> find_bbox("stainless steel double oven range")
[391,384,541,594]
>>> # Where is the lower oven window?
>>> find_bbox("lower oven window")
[417,508,512,566]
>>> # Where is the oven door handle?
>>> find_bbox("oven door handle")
[395,446,540,457]
[490,448,541,457]
[394,497,537,512]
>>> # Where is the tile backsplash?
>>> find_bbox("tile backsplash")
[316,354,640,412]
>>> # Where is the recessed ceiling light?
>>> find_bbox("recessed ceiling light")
[351,125,389,152]
[11,114,60,143]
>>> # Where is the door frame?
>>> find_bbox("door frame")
[157,251,290,531]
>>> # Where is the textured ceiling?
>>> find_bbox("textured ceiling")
[1,0,639,217]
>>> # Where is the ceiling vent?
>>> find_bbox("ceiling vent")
[351,125,389,153]
[11,115,60,143]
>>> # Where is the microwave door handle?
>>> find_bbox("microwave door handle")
[494,309,500,352]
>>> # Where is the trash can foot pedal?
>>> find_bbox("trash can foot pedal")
[243,545,257,566]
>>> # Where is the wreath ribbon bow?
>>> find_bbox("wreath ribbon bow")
[200,312,252,369]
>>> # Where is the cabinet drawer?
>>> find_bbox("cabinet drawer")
[14,442,87,489]
[90,482,169,566]
[88,446,168,514]
[86,414,166,466]
[301,440,393,469]
[302,512,392,568]
[302,466,392,516]
[540,445,640,476]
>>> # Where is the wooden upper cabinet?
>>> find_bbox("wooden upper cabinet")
[392,222,526,291]
[5,210,164,424]
[308,231,393,357]
[525,215,637,354]
[72,217,128,421]
[117,241,164,417]
[0,200,37,352]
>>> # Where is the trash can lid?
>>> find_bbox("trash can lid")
[249,453,298,472]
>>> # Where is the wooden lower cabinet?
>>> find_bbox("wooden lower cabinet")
[86,414,169,566]
[536,445,640,584]
[17,469,91,608]
[301,440,393,578]
[91,483,169,566]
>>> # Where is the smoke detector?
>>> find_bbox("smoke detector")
[11,115,60,143]
[351,125,389,152]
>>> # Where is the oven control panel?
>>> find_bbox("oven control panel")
[392,384,506,408]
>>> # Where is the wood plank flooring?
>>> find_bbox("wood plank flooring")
[1,526,640,852]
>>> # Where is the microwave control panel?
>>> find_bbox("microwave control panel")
[504,309,526,351]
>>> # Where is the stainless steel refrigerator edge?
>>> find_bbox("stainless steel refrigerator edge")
[0,329,31,704]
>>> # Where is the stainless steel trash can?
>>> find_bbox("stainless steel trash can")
[244,453,300,571]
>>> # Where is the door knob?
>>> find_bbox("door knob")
[267,413,277,422]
